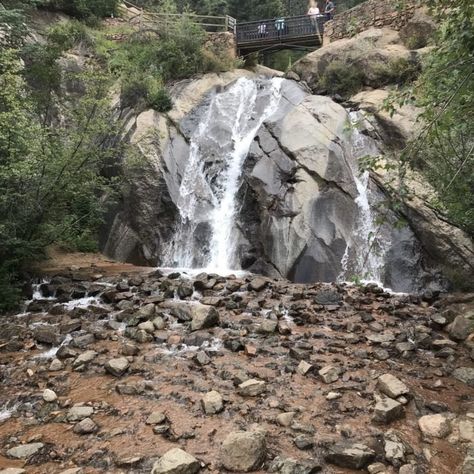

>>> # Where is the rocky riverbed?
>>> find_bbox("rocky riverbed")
[0,266,473,473]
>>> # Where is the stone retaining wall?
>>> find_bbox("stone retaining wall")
[324,0,418,43]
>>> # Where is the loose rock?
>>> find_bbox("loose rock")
[67,405,94,422]
[220,429,266,472]
[151,448,200,474]
[104,357,130,377]
[325,442,375,469]
[73,417,98,434]
[238,379,266,396]
[418,414,452,438]
[7,443,44,459]
[43,388,58,402]
[373,397,404,424]
[201,390,224,414]
[319,365,339,383]
[377,374,409,399]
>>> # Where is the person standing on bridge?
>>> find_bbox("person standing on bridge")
[307,0,321,31]
[324,0,335,20]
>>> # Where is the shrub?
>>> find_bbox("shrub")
[45,0,119,23]
[405,33,430,50]
[47,20,96,50]
[147,85,173,112]
[371,57,421,86]
[319,60,364,98]
[0,263,22,312]
[121,75,172,112]
[121,76,149,108]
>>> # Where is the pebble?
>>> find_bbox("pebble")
[67,405,94,422]
[49,358,64,371]
[146,411,167,425]
[73,417,98,434]
[297,360,313,375]
[43,388,58,402]
[276,412,296,427]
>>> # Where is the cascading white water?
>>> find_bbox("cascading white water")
[165,77,283,271]
[339,112,390,283]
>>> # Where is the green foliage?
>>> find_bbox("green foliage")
[390,0,474,235]
[262,49,306,72]
[347,17,358,37]
[47,20,96,50]
[147,85,173,112]
[0,2,32,48]
[228,0,283,21]
[404,30,431,50]
[0,44,120,309]
[109,14,236,109]
[45,0,119,23]
[372,57,421,86]
[121,75,172,111]
[319,60,364,98]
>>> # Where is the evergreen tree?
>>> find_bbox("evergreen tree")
[228,0,283,21]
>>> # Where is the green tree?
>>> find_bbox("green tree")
[228,0,283,21]
[0,43,120,310]
[400,0,474,235]
[44,0,119,22]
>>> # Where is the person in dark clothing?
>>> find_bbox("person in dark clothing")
[325,0,335,20]
[275,17,286,37]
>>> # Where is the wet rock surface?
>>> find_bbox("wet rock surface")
[100,69,474,293]
[0,270,473,473]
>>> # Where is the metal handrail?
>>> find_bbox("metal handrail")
[236,14,326,45]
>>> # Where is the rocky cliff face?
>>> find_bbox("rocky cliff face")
[101,34,473,294]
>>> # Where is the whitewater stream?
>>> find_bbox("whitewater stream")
[165,77,284,272]
[162,77,389,286]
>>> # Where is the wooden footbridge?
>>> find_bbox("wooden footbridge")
[121,1,326,55]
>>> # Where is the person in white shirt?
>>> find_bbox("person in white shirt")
[307,1,321,31]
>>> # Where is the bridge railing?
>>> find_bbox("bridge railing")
[236,14,326,45]
[120,1,236,33]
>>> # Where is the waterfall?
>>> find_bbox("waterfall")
[165,77,283,271]
[339,112,389,284]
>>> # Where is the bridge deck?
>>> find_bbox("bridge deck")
[236,14,326,54]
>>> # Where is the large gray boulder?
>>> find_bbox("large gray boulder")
[349,88,421,148]
[292,28,421,94]
[448,312,474,341]
[101,70,473,293]
[399,9,437,49]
